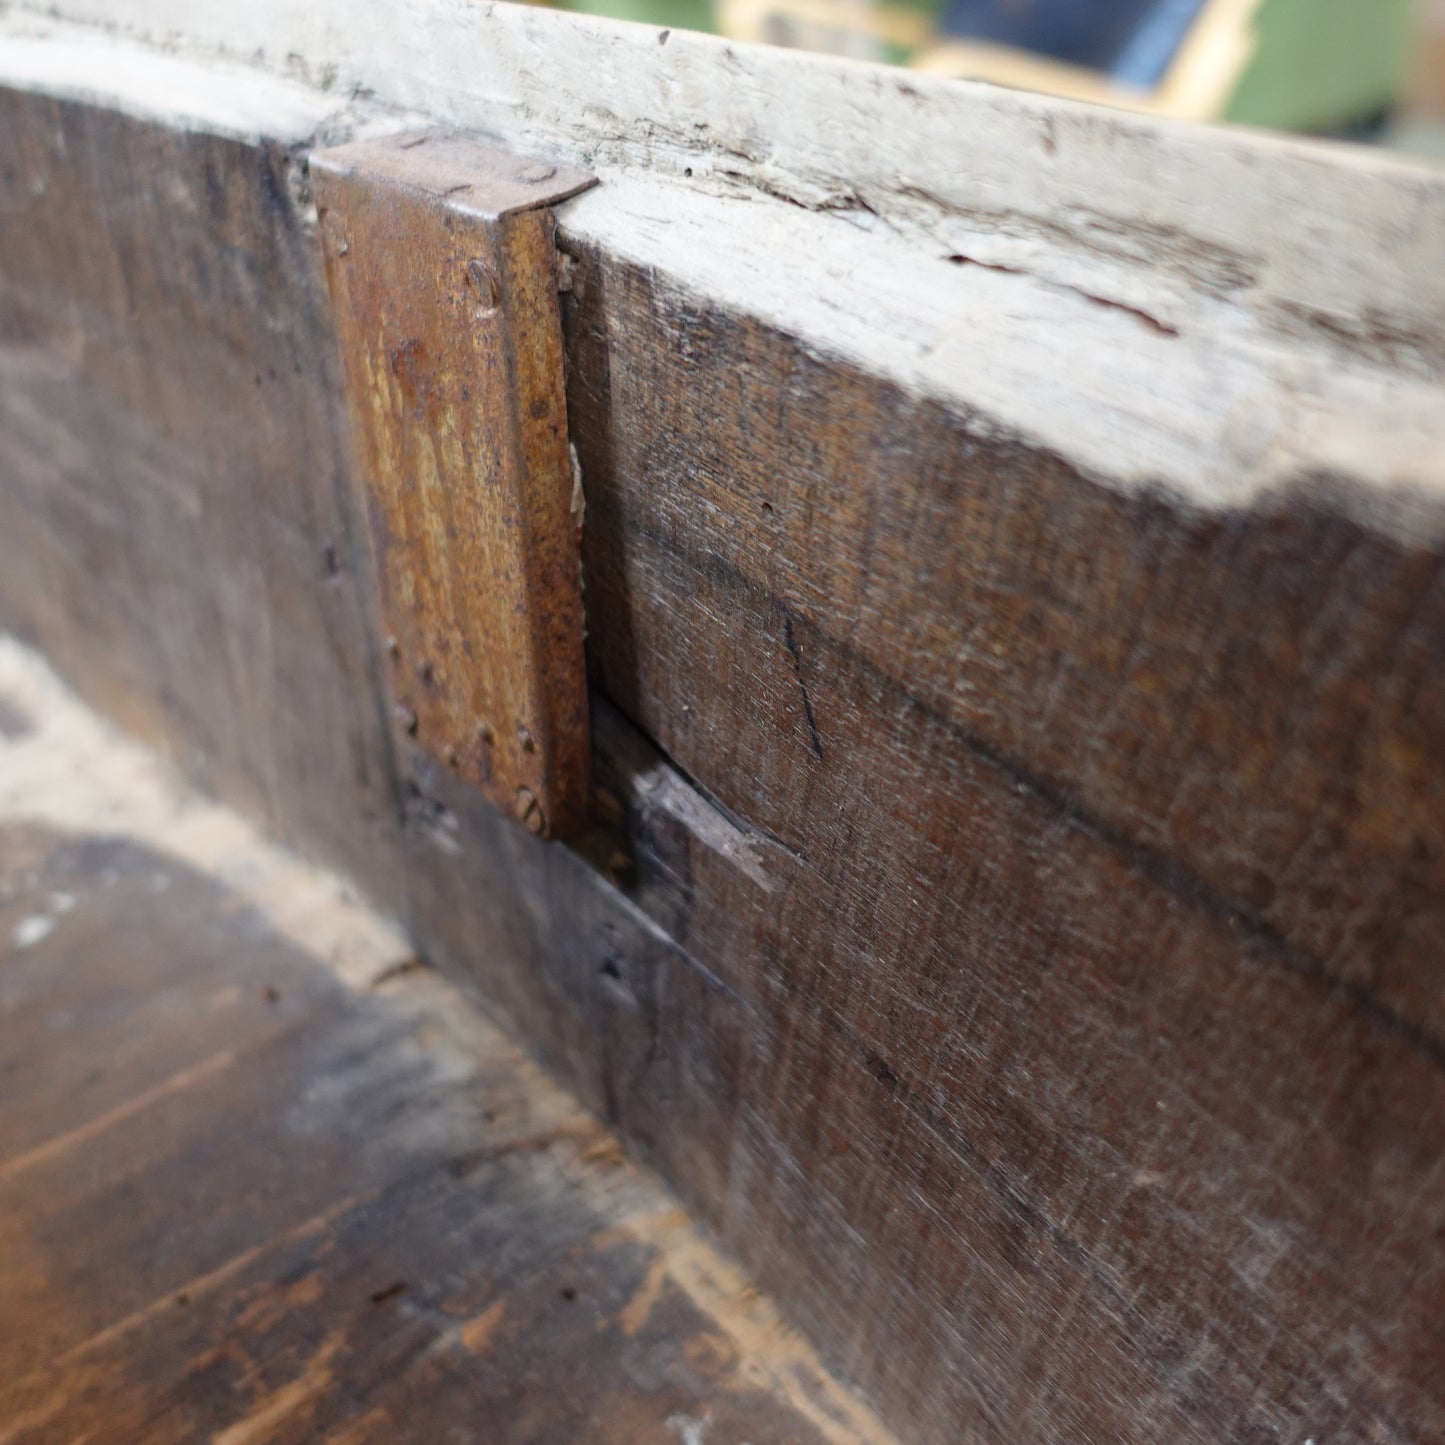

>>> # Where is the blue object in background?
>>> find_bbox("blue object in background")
[940,0,1210,87]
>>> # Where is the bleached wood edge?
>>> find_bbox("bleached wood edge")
[2,6,1444,528]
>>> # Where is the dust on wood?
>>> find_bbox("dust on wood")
[0,639,894,1445]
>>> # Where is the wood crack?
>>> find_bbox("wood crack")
[782,610,825,762]
[608,513,1445,1073]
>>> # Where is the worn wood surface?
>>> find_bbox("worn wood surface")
[313,133,594,838]
[554,243,1445,1441]
[10,1,1445,374]
[3,37,1445,1445]
[0,639,892,1445]
[0,87,404,899]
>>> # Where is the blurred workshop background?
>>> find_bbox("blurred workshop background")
[556,0,1445,157]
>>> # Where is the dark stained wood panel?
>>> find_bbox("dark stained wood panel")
[0,89,406,900]
[561,250,1445,1053]
[555,245,1445,1440]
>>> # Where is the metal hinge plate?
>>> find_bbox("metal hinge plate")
[311,131,596,840]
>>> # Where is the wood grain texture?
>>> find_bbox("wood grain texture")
[0,823,879,1444]
[556,243,1445,1440]
[0,644,893,1445]
[0,87,406,901]
[562,246,1445,1050]
[313,132,593,838]
[11,0,1445,374]
[3,70,1445,1445]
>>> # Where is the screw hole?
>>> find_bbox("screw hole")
[514,787,546,835]
[466,258,498,311]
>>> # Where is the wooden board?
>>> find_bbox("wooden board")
[0,85,405,899]
[546,241,1445,1441]
[3,18,1445,1443]
[0,640,891,1445]
[8,0,1443,363]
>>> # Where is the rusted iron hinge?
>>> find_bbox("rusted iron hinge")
[311,132,596,840]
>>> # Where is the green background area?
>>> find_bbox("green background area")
[551,0,1419,134]
[1225,0,1415,130]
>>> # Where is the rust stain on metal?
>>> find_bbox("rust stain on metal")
[311,131,596,838]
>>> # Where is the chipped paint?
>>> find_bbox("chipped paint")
[9,914,54,949]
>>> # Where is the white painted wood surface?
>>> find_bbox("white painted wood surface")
[2,4,1443,519]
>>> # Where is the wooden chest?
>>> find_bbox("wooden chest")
[2,4,1444,1438]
